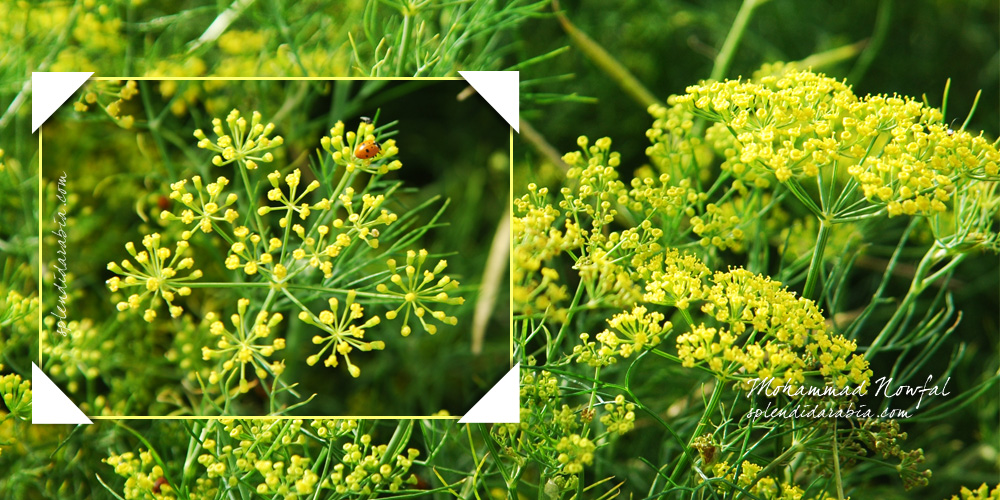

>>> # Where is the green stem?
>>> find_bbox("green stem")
[802,219,831,301]
[744,429,817,493]
[547,279,587,361]
[866,243,965,357]
[710,0,766,82]
[395,10,412,76]
[237,162,267,238]
[587,366,601,413]
[377,419,413,468]
[668,379,725,484]
[847,0,893,85]
[552,0,662,109]
[832,423,845,500]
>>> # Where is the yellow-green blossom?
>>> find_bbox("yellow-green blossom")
[201,299,286,393]
[194,109,283,169]
[949,484,1000,500]
[600,394,636,435]
[0,369,31,421]
[672,265,871,390]
[377,250,463,336]
[300,290,383,378]
[106,233,201,321]
[574,305,672,367]
[554,434,595,475]
[160,175,240,239]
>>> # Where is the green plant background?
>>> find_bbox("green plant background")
[1,0,998,499]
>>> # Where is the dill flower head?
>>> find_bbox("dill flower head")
[674,69,1000,220]
[675,70,857,184]
[74,80,138,128]
[160,175,240,239]
[555,434,595,475]
[574,305,672,367]
[0,368,31,421]
[201,299,286,394]
[673,265,871,390]
[104,450,185,500]
[600,394,637,435]
[513,183,582,320]
[300,290,383,378]
[376,250,463,337]
[644,249,872,390]
[194,109,283,169]
[106,233,201,321]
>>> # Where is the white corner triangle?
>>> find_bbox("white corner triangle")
[459,363,520,423]
[458,71,519,133]
[31,363,92,425]
[31,72,92,132]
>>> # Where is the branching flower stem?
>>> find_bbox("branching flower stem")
[802,218,832,301]
[866,242,967,357]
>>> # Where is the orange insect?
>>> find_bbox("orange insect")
[354,140,381,160]
[152,477,168,494]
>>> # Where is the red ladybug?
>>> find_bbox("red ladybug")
[354,140,381,160]
[153,477,168,494]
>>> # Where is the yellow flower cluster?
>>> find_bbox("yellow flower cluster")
[199,420,318,497]
[675,71,857,184]
[301,290,384,378]
[260,168,328,223]
[627,172,701,220]
[104,449,193,500]
[559,136,627,228]
[645,102,712,180]
[554,434,596,475]
[146,58,209,115]
[73,80,138,128]
[599,394,636,435]
[674,69,1000,218]
[376,250,464,336]
[574,305,672,367]
[641,248,711,310]
[0,368,31,421]
[563,137,664,306]
[161,175,240,239]
[514,136,711,318]
[194,109,284,170]
[200,299,286,394]
[492,369,574,458]
[335,188,397,249]
[324,439,421,495]
[950,484,1000,500]
[492,367,636,488]
[689,201,746,251]
[644,251,871,389]
[512,185,581,320]
[40,318,101,394]
[253,169,397,278]
[106,233,201,322]
[0,286,37,331]
[707,460,842,500]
